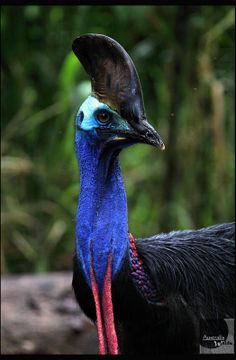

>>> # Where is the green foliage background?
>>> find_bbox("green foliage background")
[1,5,235,274]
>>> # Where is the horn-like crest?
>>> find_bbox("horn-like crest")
[72,34,147,127]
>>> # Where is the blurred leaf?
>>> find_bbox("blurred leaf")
[12,231,38,261]
[59,51,81,108]
[1,156,33,175]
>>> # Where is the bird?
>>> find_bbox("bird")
[71,34,235,355]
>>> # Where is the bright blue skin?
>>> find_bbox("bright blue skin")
[75,96,132,293]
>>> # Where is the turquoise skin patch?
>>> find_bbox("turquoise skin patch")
[76,95,132,133]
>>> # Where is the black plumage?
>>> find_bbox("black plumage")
[73,222,234,354]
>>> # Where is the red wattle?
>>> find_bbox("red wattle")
[90,266,106,354]
[90,254,119,355]
[102,255,119,354]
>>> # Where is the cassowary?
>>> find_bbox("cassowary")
[71,34,235,355]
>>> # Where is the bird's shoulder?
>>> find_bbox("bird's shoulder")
[134,222,235,319]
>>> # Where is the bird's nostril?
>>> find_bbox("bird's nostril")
[146,131,153,139]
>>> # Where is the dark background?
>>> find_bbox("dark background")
[1,5,235,275]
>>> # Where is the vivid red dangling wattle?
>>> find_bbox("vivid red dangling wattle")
[90,254,119,355]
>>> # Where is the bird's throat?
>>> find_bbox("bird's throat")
[75,133,129,294]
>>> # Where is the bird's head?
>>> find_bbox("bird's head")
[73,34,165,154]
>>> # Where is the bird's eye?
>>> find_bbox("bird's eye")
[96,109,111,124]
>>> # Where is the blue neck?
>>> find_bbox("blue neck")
[75,132,129,292]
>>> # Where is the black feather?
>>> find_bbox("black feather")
[73,222,235,354]
[137,222,235,319]
[114,222,235,354]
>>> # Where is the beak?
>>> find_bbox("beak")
[99,119,165,151]
[129,119,165,150]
